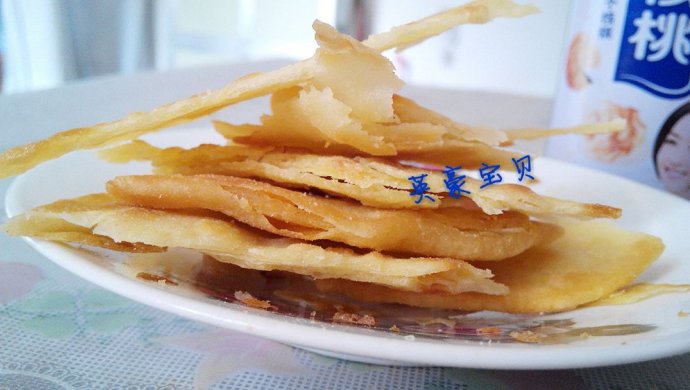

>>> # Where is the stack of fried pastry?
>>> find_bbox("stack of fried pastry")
[0,0,664,314]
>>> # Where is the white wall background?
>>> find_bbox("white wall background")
[370,0,572,98]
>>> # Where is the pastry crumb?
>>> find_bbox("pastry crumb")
[509,330,543,343]
[234,291,276,310]
[332,311,376,326]
[136,272,178,286]
[477,327,501,335]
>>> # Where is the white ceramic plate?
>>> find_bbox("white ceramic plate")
[5,128,690,369]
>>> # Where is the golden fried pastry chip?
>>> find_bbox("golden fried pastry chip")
[312,21,403,123]
[216,87,397,156]
[503,118,626,144]
[363,0,539,52]
[220,93,624,168]
[101,141,621,218]
[393,96,625,149]
[106,174,562,260]
[218,103,523,168]
[3,194,507,295]
[394,139,523,169]
[101,141,442,208]
[0,61,316,179]
[391,95,508,146]
[2,212,163,253]
[315,220,665,313]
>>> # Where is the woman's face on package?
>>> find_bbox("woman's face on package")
[657,114,690,198]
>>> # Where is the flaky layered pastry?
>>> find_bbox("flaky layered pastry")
[106,174,562,260]
[0,0,666,315]
[315,221,665,313]
[101,141,621,218]
[3,194,507,295]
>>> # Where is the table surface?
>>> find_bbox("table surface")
[1,60,689,390]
